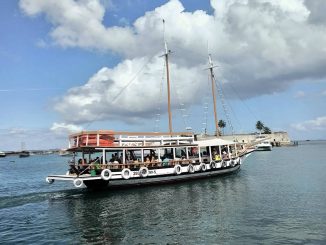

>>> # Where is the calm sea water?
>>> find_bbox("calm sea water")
[0,141,326,244]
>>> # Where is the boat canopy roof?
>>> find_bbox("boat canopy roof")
[195,138,236,147]
[68,130,195,149]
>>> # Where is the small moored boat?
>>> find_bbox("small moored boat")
[59,149,74,157]
[19,151,30,158]
[255,135,272,151]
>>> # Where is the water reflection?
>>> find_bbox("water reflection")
[45,174,248,244]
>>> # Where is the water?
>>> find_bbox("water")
[1,142,326,244]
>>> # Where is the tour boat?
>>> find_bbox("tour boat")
[46,30,253,189]
[0,151,6,157]
[46,131,252,189]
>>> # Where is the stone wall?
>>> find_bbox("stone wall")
[197,131,292,146]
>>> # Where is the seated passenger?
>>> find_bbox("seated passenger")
[222,151,229,160]
[214,154,221,161]
[162,158,169,167]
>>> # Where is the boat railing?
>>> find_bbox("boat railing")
[68,154,241,176]
[69,158,203,174]
[69,131,195,148]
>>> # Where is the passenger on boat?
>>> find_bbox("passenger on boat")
[190,147,199,157]
[214,154,221,161]
[79,158,89,174]
[222,151,229,160]
[119,153,123,163]
[145,155,151,163]
[90,157,101,172]
[162,157,169,167]
[151,155,157,162]
[69,161,79,175]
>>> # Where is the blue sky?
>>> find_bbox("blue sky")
[0,0,326,150]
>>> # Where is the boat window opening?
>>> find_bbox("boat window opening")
[210,146,222,161]
[200,147,209,162]
[189,147,198,157]
[143,149,157,163]
[162,148,173,160]
[101,150,123,163]
[128,149,142,162]
[175,147,187,159]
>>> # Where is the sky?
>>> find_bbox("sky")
[0,0,326,151]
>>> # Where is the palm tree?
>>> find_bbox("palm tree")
[263,126,272,134]
[218,120,226,135]
[256,121,264,133]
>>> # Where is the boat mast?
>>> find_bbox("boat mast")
[163,20,173,134]
[208,54,219,136]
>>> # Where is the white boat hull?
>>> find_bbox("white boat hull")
[47,159,242,189]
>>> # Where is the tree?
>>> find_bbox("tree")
[256,121,264,133]
[218,120,226,135]
[263,126,272,134]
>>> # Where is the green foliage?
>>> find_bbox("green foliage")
[218,120,226,136]
[256,121,272,134]
[256,121,264,132]
[263,126,272,134]
[218,120,226,129]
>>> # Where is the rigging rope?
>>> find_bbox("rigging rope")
[111,55,155,104]
[154,59,165,132]
[172,82,190,131]
[213,74,235,136]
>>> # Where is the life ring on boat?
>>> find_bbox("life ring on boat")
[121,168,131,180]
[188,164,195,173]
[139,167,149,178]
[210,161,216,169]
[215,161,222,169]
[101,169,112,181]
[73,178,83,188]
[222,160,227,168]
[200,163,207,172]
[174,164,182,175]
[46,177,54,184]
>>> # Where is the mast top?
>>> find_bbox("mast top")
[207,54,218,70]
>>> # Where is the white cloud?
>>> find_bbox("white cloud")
[19,0,326,124]
[294,90,305,98]
[50,122,83,135]
[53,56,206,123]
[291,116,326,131]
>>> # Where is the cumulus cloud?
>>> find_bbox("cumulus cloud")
[50,122,83,135]
[19,0,326,125]
[53,56,206,123]
[291,116,326,131]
